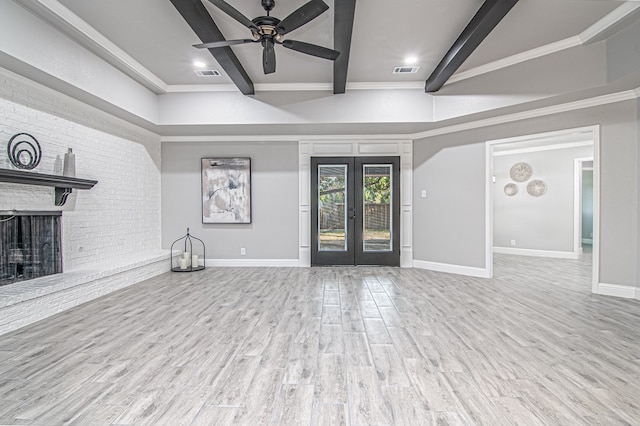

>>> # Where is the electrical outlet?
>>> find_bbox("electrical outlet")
[421,189,427,198]
[240,248,246,255]
[510,240,516,247]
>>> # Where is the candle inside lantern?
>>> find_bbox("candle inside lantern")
[183,252,191,266]
[179,258,188,269]
[192,254,199,267]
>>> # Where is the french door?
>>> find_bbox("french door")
[311,156,400,266]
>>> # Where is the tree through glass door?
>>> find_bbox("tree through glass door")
[311,156,400,266]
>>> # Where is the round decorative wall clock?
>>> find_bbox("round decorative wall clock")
[527,179,547,197]
[504,183,519,196]
[510,162,533,182]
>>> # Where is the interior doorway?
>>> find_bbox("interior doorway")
[311,156,400,266]
[486,126,600,292]
[578,159,594,251]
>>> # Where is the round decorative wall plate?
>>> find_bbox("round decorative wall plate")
[504,183,518,196]
[527,179,547,197]
[510,162,533,182]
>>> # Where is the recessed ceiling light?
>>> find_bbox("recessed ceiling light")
[404,55,418,65]
[193,61,207,68]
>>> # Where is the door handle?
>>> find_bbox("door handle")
[349,207,356,220]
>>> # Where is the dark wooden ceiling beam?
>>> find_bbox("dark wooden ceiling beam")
[169,0,254,95]
[333,0,356,94]
[425,0,518,93]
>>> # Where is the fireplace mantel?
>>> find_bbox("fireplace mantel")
[0,169,98,206]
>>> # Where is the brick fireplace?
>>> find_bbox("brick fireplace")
[0,75,169,336]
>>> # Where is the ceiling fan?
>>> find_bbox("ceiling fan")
[194,0,340,74]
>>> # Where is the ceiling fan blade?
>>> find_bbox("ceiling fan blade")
[193,39,256,49]
[276,0,329,35]
[206,0,258,31]
[282,40,340,60]
[263,40,276,74]
[194,39,256,49]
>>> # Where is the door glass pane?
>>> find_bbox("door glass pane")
[363,165,392,252]
[318,165,347,251]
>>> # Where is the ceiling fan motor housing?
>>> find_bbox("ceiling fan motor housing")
[261,0,276,12]
[251,16,282,41]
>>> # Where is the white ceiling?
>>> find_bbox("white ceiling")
[51,0,622,90]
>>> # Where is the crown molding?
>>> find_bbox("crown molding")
[446,37,582,86]
[486,125,598,146]
[165,84,239,93]
[413,90,638,140]
[579,1,640,44]
[164,81,424,93]
[446,1,640,87]
[160,133,412,143]
[15,0,167,94]
[159,88,640,143]
[347,82,424,91]
[493,140,593,157]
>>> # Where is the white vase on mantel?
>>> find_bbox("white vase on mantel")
[63,148,75,177]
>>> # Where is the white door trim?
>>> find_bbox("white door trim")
[485,125,600,291]
[298,140,413,267]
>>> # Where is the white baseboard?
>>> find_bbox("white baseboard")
[595,283,640,300]
[413,260,491,278]
[205,258,301,267]
[493,246,579,260]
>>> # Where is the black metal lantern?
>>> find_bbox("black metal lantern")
[170,228,205,272]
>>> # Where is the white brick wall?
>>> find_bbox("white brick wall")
[0,68,168,335]
[0,74,162,271]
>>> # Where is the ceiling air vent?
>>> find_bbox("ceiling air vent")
[194,69,221,77]
[393,66,420,74]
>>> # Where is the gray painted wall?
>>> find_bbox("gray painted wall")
[493,146,592,252]
[162,141,299,260]
[637,98,640,291]
[413,142,487,268]
[413,100,638,287]
[157,90,435,126]
[582,169,594,242]
[606,17,640,82]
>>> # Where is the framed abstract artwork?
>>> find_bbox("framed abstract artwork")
[201,157,251,223]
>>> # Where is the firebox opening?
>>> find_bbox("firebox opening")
[0,211,62,286]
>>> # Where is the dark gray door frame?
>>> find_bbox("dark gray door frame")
[311,156,400,266]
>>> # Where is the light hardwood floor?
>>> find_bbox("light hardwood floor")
[1,252,639,425]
